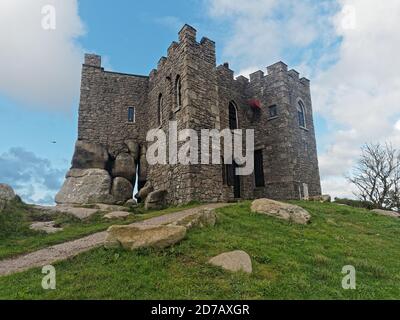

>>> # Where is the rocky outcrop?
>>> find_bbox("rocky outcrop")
[55,169,113,205]
[0,183,16,210]
[372,209,400,218]
[57,138,142,206]
[111,177,133,203]
[71,140,109,169]
[209,250,252,274]
[105,224,186,250]
[112,153,136,182]
[145,189,167,210]
[0,184,16,201]
[251,198,311,224]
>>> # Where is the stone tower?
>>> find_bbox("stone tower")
[56,24,321,207]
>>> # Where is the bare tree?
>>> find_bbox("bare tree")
[347,143,400,210]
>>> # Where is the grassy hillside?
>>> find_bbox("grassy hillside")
[0,201,399,299]
[0,200,201,260]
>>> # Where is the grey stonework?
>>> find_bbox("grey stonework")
[57,24,321,206]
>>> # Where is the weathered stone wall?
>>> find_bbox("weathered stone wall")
[78,54,149,157]
[65,24,322,206]
[145,27,192,205]
[246,62,321,199]
[181,26,224,203]
[216,63,253,201]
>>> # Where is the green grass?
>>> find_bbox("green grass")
[0,200,201,260]
[0,201,399,299]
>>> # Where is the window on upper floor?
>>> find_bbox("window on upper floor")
[268,105,278,118]
[176,76,182,109]
[297,100,306,128]
[229,101,238,130]
[128,107,135,123]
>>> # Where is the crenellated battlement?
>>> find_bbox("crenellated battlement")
[167,41,179,57]
[249,70,264,83]
[217,62,234,80]
[157,56,167,70]
[178,24,197,43]
[84,54,101,68]
[267,61,288,75]
[288,69,300,81]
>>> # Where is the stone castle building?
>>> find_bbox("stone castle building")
[56,24,322,207]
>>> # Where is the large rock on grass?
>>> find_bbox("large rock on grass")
[145,190,167,210]
[111,177,133,203]
[105,224,186,250]
[112,153,136,182]
[251,198,311,224]
[72,140,109,169]
[209,250,252,274]
[30,221,63,234]
[0,183,16,211]
[55,169,112,205]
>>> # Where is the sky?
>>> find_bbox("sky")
[0,0,400,204]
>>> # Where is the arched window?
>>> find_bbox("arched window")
[158,94,163,126]
[297,100,306,128]
[176,76,182,109]
[229,101,238,130]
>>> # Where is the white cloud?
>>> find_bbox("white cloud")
[207,0,400,199]
[314,0,400,196]
[0,148,65,204]
[0,0,85,110]
[321,176,356,199]
[395,120,400,132]
[207,0,337,72]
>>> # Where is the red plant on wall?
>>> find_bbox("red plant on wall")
[248,99,261,110]
[246,99,262,123]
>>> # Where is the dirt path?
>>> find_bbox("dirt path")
[0,203,229,276]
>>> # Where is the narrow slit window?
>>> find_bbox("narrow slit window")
[128,107,135,123]
[158,94,163,126]
[176,76,182,109]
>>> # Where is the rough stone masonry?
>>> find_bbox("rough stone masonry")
[56,24,322,207]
